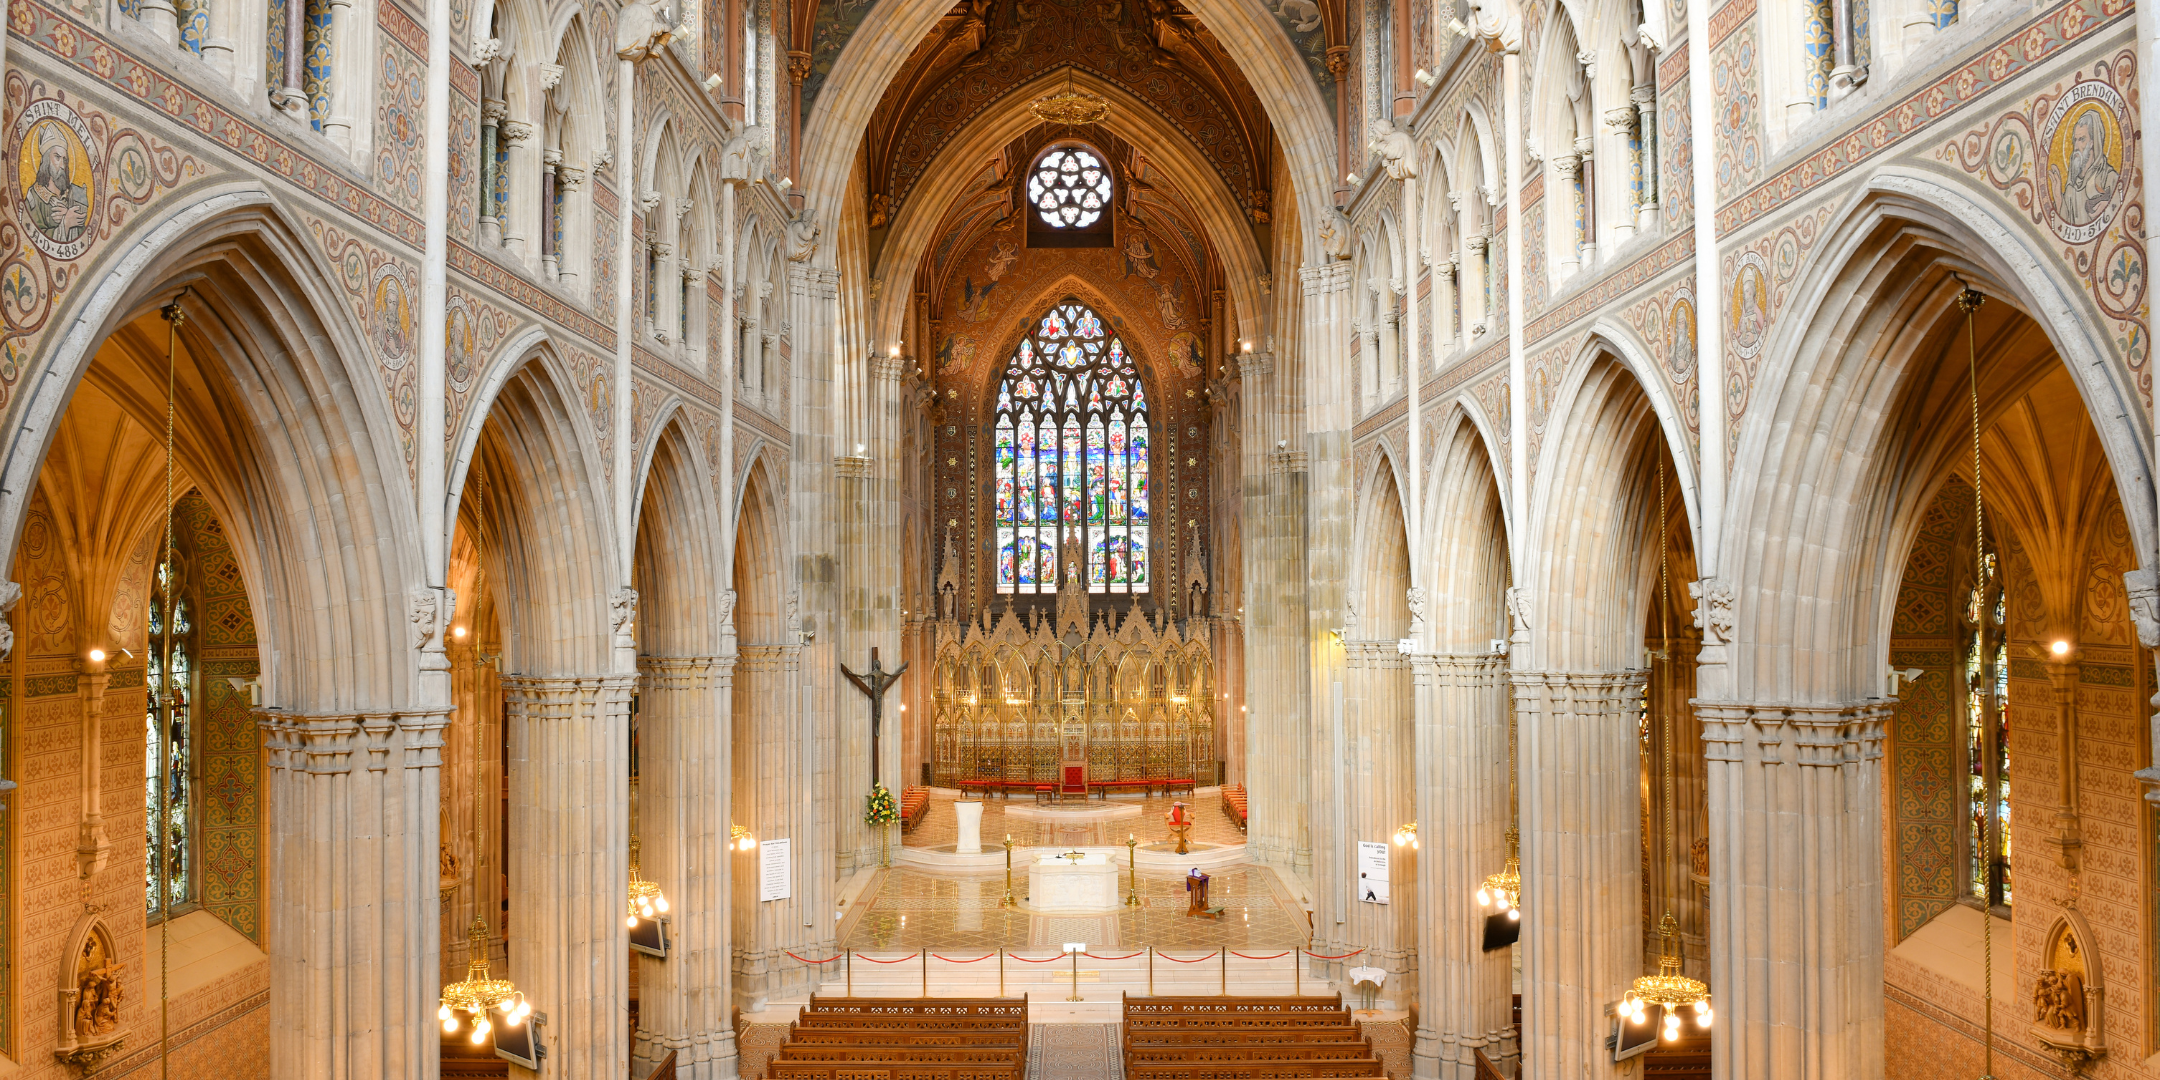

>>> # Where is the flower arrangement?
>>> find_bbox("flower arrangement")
[864,784,901,827]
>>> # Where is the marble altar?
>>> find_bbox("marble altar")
[1029,852,1120,913]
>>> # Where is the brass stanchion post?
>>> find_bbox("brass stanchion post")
[922,950,929,997]
[1001,834,1018,908]
[1219,950,1226,996]
[1148,947,1154,996]
[846,949,853,996]
[1125,834,1140,907]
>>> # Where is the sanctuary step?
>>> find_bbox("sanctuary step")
[1122,994,1387,1080]
[767,996,1030,1080]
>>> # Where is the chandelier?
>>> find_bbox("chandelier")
[1030,67,1108,127]
[1476,826,1520,920]
[1623,913,1710,1038]
[440,916,530,1042]
[626,833,671,927]
[1624,458,1710,1040]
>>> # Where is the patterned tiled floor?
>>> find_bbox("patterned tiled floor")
[733,1021,791,1080]
[841,864,1306,951]
[1360,1017,1412,1079]
[1027,1023,1124,1080]
[904,790,1248,850]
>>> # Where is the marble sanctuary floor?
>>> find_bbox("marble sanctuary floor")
[902,788,1248,851]
[839,864,1307,951]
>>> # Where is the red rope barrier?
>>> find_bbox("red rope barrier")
[785,951,842,964]
[931,953,999,964]
[1230,951,1293,961]
[1303,949,1366,960]
[1156,951,1220,963]
[855,952,925,964]
[1007,953,1067,964]
[1084,951,1146,961]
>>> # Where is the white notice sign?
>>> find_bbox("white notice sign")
[1357,841,1390,905]
[760,838,792,902]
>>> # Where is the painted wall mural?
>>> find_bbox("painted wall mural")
[375,4,427,215]
[0,81,200,413]
[310,215,422,478]
[1265,0,1340,115]
[1941,47,2147,404]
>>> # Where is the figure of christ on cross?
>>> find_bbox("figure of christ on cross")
[841,647,908,787]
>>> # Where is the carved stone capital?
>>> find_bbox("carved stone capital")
[480,99,509,124]
[556,166,587,191]
[499,120,536,145]
[538,62,563,91]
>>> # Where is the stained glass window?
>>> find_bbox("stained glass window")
[1966,549,2011,908]
[994,300,1149,595]
[146,559,194,922]
[1027,148,1113,229]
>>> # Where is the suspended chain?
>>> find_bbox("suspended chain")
[1956,282,1994,1080]
[1658,458,1676,925]
[158,293,184,1080]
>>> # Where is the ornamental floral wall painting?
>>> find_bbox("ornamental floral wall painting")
[1942,50,2148,406]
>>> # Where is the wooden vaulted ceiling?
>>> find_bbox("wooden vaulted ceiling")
[867,0,1280,224]
[914,125,1227,309]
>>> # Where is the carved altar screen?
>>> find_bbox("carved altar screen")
[929,617,1213,785]
[993,300,1150,595]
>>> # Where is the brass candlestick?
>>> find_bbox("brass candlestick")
[1001,834,1018,908]
[1125,834,1140,907]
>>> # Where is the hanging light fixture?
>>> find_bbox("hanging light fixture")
[626,833,670,927]
[1475,658,1522,921]
[1623,458,1710,1038]
[1030,66,1109,128]
[626,699,670,927]
[440,463,530,1042]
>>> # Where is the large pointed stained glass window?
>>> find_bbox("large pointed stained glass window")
[995,300,1149,595]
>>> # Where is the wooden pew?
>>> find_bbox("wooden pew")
[768,997,1029,1080]
[1123,1063,1386,1079]
[1126,1027,1367,1047]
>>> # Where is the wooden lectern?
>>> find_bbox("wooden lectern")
[1185,869,1221,919]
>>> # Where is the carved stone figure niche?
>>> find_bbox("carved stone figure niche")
[55,912,128,1072]
[2030,909,2107,1072]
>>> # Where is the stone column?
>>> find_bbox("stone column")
[1298,260,1353,887]
[76,666,111,881]
[1516,669,1644,1079]
[1412,652,1513,1079]
[555,168,585,287]
[635,656,741,1080]
[1632,85,1658,228]
[1313,641,1413,1004]
[541,149,562,279]
[262,707,448,1079]
[1551,156,1581,278]
[499,674,633,1080]
[1699,699,1887,1080]
[733,640,828,1006]
[479,100,505,247]
[500,121,536,258]
[1239,341,1306,875]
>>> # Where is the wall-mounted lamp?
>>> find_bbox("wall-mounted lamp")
[2050,639,2072,656]
[86,648,106,663]
[454,625,468,639]
[730,823,758,851]
[703,73,724,91]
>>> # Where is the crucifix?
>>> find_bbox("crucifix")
[841,647,908,787]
